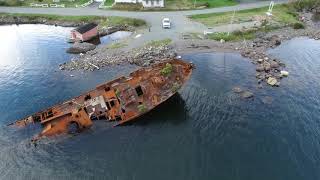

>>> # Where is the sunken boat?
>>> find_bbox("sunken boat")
[9,59,194,141]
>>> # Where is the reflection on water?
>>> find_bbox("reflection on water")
[0,24,319,180]
[133,94,188,126]
[88,31,132,45]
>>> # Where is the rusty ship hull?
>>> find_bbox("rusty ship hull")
[10,59,193,141]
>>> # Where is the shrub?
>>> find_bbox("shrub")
[137,104,147,112]
[160,63,173,76]
[195,2,209,8]
[292,22,305,29]
[171,82,181,93]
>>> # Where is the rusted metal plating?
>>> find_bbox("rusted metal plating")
[9,59,194,141]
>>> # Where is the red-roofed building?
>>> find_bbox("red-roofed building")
[70,23,98,42]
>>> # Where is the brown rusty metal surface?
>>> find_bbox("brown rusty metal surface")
[9,59,194,141]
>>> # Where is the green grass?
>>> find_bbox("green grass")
[111,2,143,10]
[160,63,173,76]
[0,0,90,7]
[137,104,147,112]
[189,4,300,27]
[165,0,237,10]
[0,13,146,27]
[145,38,172,47]
[104,0,114,7]
[289,0,319,11]
[101,0,237,10]
[107,42,127,49]
[207,25,280,42]
[208,31,255,42]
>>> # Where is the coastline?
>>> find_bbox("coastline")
[1,11,319,88]
[58,12,320,87]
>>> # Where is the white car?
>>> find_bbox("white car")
[162,18,171,29]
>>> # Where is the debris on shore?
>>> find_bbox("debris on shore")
[60,44,177,71]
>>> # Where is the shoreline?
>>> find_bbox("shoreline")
[1,11,319,88]
[59,12,320,88]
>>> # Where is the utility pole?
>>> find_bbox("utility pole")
[228,9,236,36]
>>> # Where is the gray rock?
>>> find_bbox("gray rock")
[240,91,254,99]
[66,42,96,54]
[270,61,280,68]
[256,65,264,72]
[262,96,273,104]
[263,62,271,71]
[232,86,243,93]
[267,77,278,86]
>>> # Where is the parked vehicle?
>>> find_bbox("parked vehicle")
[162,18,171,29]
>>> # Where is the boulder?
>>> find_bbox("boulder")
[256,65,264,72]
[66,42,96,54]
[270,61,280,68]
[263,62,271,71]
[280,70,289,77]
[267,77,278,86]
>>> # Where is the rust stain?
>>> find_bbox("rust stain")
[9,59,194,142]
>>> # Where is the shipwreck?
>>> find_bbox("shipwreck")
[9,59,194,141]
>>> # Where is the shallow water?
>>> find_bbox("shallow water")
[0,25,319,180]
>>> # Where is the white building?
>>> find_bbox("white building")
[114,0,164,8]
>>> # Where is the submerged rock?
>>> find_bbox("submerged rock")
[232,86,243,93]
[66,42,96,54]
[240,91,254,99]
[262,96,273,104]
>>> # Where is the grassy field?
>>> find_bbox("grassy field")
[206,24,281,41]
[0,0,90,7]
[0,13,146,27]
[104,0,115,7]
[145,38,172,47]
[107,42,128,49]
[165,0,237,10]
[102,0,237,10]
[189,4,300,26]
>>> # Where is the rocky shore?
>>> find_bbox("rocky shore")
[60,15,320,87]
[0,15,83,27]
[59,44,177,71]
[0,15,131,34]
[15,10,309,88]
[236,13,320,87]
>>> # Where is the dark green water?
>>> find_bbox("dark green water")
[0,25,319,180]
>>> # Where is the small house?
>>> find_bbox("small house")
[70,23,98,42]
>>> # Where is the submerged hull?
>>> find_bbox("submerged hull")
[10,59,194,141]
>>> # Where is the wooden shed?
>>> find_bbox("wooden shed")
[70,23,98,42]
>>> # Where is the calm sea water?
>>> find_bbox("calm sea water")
[0,25,319,180]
